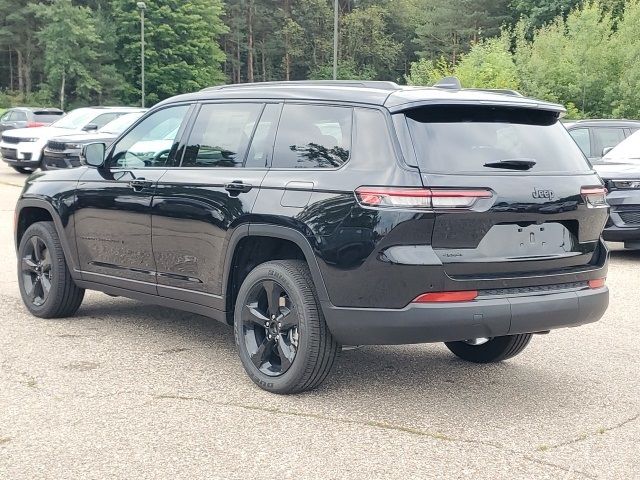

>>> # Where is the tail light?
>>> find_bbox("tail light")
[413,291,478,303]
[26,122,46,128]
[355,187,492,210]
[588,278,606,289]
[581,186,607,208]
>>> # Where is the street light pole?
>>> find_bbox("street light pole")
[137,2,146,108]
[333,0,338,80]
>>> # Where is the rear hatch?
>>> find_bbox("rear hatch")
[402,105,608,287]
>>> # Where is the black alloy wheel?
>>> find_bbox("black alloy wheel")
[240,279,299,376]
[21,235,52,307]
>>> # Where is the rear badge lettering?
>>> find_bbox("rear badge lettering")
[532,188,555,200]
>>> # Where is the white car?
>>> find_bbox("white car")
[0,106,145,174]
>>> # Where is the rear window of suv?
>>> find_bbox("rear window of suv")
[404,106,591,174]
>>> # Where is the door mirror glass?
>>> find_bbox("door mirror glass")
[83,123,99,132]
[81,142,106,167]
[602,146,614,156]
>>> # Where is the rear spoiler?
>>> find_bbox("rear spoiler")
[386,99,566,117]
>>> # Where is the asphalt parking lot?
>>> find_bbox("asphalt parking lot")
[0,164,638,480]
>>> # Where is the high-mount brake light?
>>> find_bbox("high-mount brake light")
[413,291,478,303]
[581,186,608,208]
[355,187,492,210]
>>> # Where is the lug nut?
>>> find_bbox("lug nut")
[278,322,282,328]
[265,321,270,327]
[268,334,273,339]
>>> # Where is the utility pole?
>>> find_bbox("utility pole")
[333,0,338,80]
[137,2,147,107]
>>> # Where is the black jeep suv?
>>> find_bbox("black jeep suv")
[15,80,609,394]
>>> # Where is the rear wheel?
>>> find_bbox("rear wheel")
[12,166,33,174]
[18,221,85,318]
[234,260,338,394]
[445,334,533,363]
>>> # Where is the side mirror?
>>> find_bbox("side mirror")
[81,142,106,168]
[602,147,614,157]
[83,123,98,132]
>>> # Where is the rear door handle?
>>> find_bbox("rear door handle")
[129,178,153,190]
[224,181,253,194]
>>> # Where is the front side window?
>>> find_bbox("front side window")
[110,105,189,168]
[272,104,352,168]
[90,113,120,129]
[181,103,262,168]
[592,127,625,157]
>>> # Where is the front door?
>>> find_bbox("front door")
[151,102,280,309]
[74,104,191,294]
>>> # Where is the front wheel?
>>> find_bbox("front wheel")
[234,260,338,394]
[18,221,85,318]
[445,334,533,363]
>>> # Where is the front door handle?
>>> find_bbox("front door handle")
[224,181,253,194]
[129,178,153,191]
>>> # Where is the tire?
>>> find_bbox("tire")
[12,166,33,174]
[234,260,339,394]
[445,334,533,363]
[18,221,85,318]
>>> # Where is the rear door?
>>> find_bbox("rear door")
[403,105,608,285]
[151,101,276,309]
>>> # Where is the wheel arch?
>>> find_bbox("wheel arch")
[15,199,79,275]
[222,224,331,324]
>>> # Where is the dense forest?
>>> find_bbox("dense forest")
[0,0,637,118]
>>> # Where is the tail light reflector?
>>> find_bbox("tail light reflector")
[413,291,478,303]
[588,278,606,289]
[26,122,46,128]
[355,187,492,210]
[581,186,607,208]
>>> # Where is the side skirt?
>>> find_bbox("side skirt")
[74,279,228,324]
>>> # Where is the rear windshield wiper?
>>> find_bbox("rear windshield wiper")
[483,159,537,170]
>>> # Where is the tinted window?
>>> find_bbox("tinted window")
[34,112,64,123]
[272,104,352,168]
[406,106,591,174]
[110,105,189,168]
[569,128,591,157]
[245,104,281,168]
[592,127,625,157]
[182,103,262,168]
[10,111,27,121]
[0,111,10,121]
[91,113,120,129]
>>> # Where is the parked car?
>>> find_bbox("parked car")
[0,106,145,173]
[565,119,640,163]
[592,129,640,249]
[0,107,64,134]
[41,111,147,170]
[15,80,609,394]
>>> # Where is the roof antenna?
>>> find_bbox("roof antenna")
[433,76,462,90]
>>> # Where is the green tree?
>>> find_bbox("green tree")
[32,0,102,110]
[111,0,227,105]
[414,0,510,64]
[610,0,640,117]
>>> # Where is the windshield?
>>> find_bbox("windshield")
[405,106,592,174]
[603,130,640,162]
[51,108,98,130]
[99,112,144,134]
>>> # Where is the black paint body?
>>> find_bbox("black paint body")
[15,83,610,344]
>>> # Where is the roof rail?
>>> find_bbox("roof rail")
[201,80,402,92]
[467,88,523,97]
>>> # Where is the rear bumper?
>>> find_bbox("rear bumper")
[322,287,608,345]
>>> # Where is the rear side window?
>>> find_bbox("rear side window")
[272,104,352,168]
[10,111,27,122]
[405,106,591,174]
[182,103,262,168]
[34,112,64,123]
[569,128,591,157]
